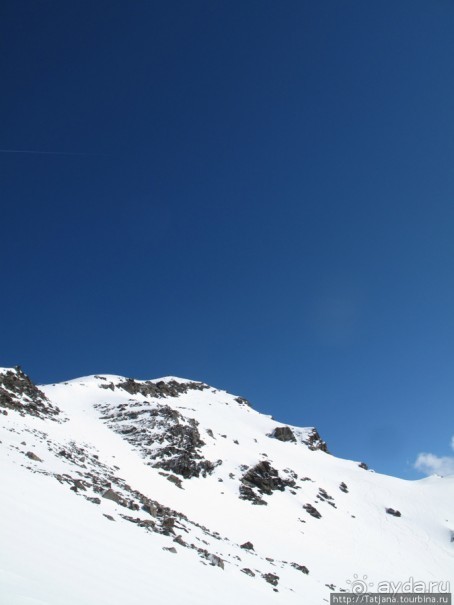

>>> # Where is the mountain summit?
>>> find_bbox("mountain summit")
[1,366,452,604]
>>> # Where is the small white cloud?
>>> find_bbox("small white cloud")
[414,451,454,477]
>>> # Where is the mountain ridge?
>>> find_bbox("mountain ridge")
[1,366,453,605]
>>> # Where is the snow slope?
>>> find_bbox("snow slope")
[0,367,452,604]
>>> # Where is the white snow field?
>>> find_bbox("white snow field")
[0,367,452,605]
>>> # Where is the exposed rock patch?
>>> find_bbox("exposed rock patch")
[239,461,295,505]
[304,428,329,452]
[113,378,209,399]
[25,450,42,462]
[0,367,60,420]
[262,572,279,586]
[386,508,401,517]
[269,426,296,442]
[291,563,309,574]
[234,396,252,407]
[96,401,219,479]
[303,503,322,519]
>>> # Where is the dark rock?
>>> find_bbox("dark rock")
[173,535,187,546]
[239,461,295,504]
[25,451,42,462]
[161,517,175,533]
[102,488,124,505]
[358,462,369,470]
[317,488,336,507]
[117,378,209,399]
[143,501,159,517]
[103,514,115,521]
[339,482,348,493]
[156,453,218,480]
[234,396,252,407]
[240,541,255,551]
[303,503,322,519]
[207,554,224,569]
[123,516,156,530]
[138,519,156,529]
[166,474,183,489]
[97,400,219,480]
[386,508,401,517]
[241,568,255,577]
[239,485,267,505]
[99,382,115,391]
[0,367,60,419]
[262,573,279,586]
[163,546,177,554]
[291,563,309,574]
[269,426,296,442]
[303,428,329,452]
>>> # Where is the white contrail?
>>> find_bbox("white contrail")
[0,149,101,156]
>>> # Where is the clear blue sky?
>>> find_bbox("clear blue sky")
[1,1,453,479]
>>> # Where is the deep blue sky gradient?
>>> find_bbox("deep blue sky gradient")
[1,1,453,478]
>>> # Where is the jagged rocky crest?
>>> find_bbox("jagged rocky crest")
[0,367,60,420]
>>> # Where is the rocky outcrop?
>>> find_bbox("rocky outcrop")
[303,503,322,519]
[0,367,60,420]
[96,402,219,479]
[102,488,125,505]
[262,572,279,586]
[269,426,296,442]
[316,488,336,507]
[303,428,329,452]
[386,508,401,517]
[239,461,295,504]
[234,396,252,407]
[206,553,224,569]
[111,378,209,399]
[25,450,43,462]
[291,563,309,574]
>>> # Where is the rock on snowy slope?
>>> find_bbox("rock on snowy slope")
[0,366,60,419]
[0,366,453,605]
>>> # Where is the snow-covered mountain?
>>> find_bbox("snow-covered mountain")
[1,366,453,605]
